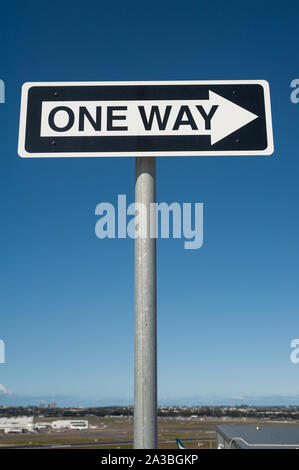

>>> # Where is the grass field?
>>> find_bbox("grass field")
[0,416,295,449]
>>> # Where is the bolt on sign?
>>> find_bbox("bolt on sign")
[18,80,273,157]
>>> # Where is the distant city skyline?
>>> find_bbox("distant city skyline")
[1,387,299,408]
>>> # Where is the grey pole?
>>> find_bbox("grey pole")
[134,157,157,449]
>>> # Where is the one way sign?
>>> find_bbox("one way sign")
[18,80,274,157]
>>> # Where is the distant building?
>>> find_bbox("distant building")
[0,417,34,434]
[0,417,89,433]
[216,425,299,449]
[35,422,52,431]
[50,420,88,430]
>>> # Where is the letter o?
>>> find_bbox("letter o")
[48,106,75,132]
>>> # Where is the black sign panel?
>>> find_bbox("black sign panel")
[18,81,274,157]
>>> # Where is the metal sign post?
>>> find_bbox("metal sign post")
[134,157,157,449]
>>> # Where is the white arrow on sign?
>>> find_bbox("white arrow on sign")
[40,91,258,145]
[208,91,258,144]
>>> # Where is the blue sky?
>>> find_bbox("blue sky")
[0,0,298,405]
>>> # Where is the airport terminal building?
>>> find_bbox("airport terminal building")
[0,417,89,433]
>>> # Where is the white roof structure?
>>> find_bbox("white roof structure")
[0,416,34,433]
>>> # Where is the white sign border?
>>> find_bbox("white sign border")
[18,80,274,158]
